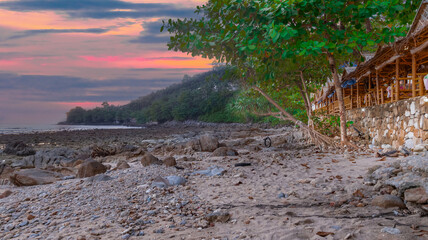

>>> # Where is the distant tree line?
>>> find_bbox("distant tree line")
[63,67,247,125]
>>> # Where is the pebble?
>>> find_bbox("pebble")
[278,193,287,199]
[381,227,401,235]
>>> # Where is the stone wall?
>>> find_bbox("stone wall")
[346,96,428,151]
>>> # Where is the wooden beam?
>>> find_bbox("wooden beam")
[396,58,400,101]
[410,40,428,55]
[420,75,425,96]
[412,54,417,97]
[376,70,380,104]
[376,55,403,71]
[351,85,353,109]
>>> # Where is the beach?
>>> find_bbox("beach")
[1,123,428,239]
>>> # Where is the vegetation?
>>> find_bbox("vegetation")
[162,0,421,146]
[64,67,252,125]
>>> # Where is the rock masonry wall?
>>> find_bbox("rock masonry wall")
[346,96,428,151]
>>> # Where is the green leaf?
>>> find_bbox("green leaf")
[248,45,256,50]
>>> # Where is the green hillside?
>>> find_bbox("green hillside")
[63,67,245,125]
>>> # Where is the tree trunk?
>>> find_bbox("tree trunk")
[298,71,313,128]
[253,86,336,148]
[326,53,348,143]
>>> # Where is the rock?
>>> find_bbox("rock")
[185,139,202,151]
[404,187,428,204]
[372,167,396,180]
[163,157,177,167]
[9,169,63,186]
[0,189,12,199]
[4,141,35,156]
[205,211,231,223]
[192,166,226,176]
[212,147,239,157]
[199,135,219,152]
[371,195,406,209]
[77,160,107,178]
[140,153,162,166]
[115,160,130,170]
[385,173,425,195]
[152,175,186,188]
[413,144,427,152]
[381,227,401,235]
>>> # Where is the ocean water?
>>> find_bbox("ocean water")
[0,124,143,135]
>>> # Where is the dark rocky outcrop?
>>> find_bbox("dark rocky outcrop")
[4,141,35,156]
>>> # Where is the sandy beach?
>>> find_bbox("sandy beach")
[1,123,427,240]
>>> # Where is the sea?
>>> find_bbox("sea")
[0,124,143,135]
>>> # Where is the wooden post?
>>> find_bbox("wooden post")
[357,82,360,108]
[396,59,400,101]
[412,54,417,97]
[350,85,353,109]
[376,70,379,104]
[420,75,425,96]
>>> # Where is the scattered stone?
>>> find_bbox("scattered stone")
[381,227,401,235]
[206,211,231,223]
[140,153,162,166]
[212,147,239,156]
[404,187,428,204]
[0,189,12,199]
[192,166,226,176]
[77,160,107,178]
[163,157,177,167]
[372,195,406,209]
[9,169,63,186]
[152,175,186,188]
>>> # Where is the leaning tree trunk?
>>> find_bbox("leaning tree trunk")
[326,53,348,143]
[253,86,337,149]
[298,71,313,128]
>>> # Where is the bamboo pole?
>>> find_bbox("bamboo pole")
[376,70,379,105]
[396,59,400,101]
[412,54,417,97]
[357,82,359,108]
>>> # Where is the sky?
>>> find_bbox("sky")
[0,0,212,125]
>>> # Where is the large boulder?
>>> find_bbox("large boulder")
[4,141,35,156]
[77,160,107,178]
[212,147,239,157]
[141,153,162,166]
[371,195,406,209]
[199,135,219,152]
[9,169,62,186]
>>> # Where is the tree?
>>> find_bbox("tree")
[163,0,420,146]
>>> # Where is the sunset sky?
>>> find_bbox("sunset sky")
[0,0,212,124]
